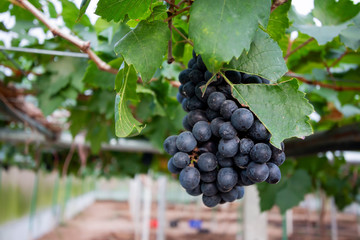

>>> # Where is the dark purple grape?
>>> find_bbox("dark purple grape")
[179,69,191,84]
[210,117,224,137]
[164,135,178,155]
[219,122,237,140]
[198,141,217,154]
[168,157,181,174]
[207,92,226,111]
[239,138,254,155]
[173,152,190,168]
[200,169,217,183]
[181,98,190,112]
[197,152,217,172]
[202,194,221,208]
[179,166,200,190]
[249,143,272,163]
[218,138,238,157]
[248,120,271,141]
[195,82,216,102]
[176,131,197,152]
[192,121,212,142]
[220,100,238,120]
[201,182,218,196]
[236,186,245,199]
[246,162,269,183]
[186,184,202,196]
[189,69,204,84]
[231,108,254,132]
[266,162,281,184]
[182,115,192,131]
[225,71,242,84]
[216,152,233,167]
[187,110,208,127]
[187,96,206,110]
[239,170,255,186]
[196,55,207,72]
[177,92,184,103]
[234,153,249,168]
[220,187,238,202]
[217,167,238,191]
[188,58,196,68]
[182,81,195,98]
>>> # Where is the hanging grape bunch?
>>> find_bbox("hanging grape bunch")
[163,51,286,208]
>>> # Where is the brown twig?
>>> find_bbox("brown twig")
[167,0,175,64]
[330,49,350,67]
[170,81,180,88]
[286,71,360,91]
[171,25,194,46]
[285,37,293,63]
[164,6,191,22]
[164,0,179,9]
[62,141,77,178]
[271,0,289,12]
[284,37,315,60]
[16,0,118,75]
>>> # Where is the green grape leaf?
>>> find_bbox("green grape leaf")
[294,24,348,45]
[115,64,145,137]
[77,0,91,22]
[47,1,58,18]
[340,25,360,50]
[313,0,360,25]
[267,0,291,42]
[230,79,314,149]
[95,0,152,22]
[224,29,287,82]
[61,0,91,29]
[114,20,170,83]
[275,170,312,213]
[189,0,271,72]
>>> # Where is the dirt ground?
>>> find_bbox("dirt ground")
[38,201,359,240]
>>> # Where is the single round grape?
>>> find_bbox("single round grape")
[216,152,233,167]
[220,187,238,202]
[261,77,270,84]
[239,170,255,186]
[200,169,217,183]
[179,69,191,84]
[197,55,207,72]
[186,184,202,196]
[176,92,185,103]
[197,152,217,172]
[271,152,286,166]
[206,108,220,121]
[246,162,269,183]
[218,138,238,157]
[207,92,226,111]
[187,110,208,127]
[239,138,254,155]
[210,117,225,137]
[187,58,196,69]
[234,153,249,168]
[181,98,190,112]
[249,143,272,163]
[217,84,231,98]
[195,82,216,102]
[204,70,213,81]
[182,115,192,131]
[220,100,238,120]
[202,194,221,208]
[219,122,237,140]
[236,186,245,199]
[192,121,212,142]
[173,152,190,169]
[225,70,242,84]
[182,81,195,98]
[189,69,204,84]
[201,182,218,196]
[231,108,254,132]
[179,166,200,190]
[163,135,178,155]
[217,167,238,191]
[167,157,181,174]
[266,162,281,184]
[176,131,197,152]
[216,181,232,193]
[242,75,262,84]
[187,96,206,110]
[192,63,199,70]
[248,120,271,141]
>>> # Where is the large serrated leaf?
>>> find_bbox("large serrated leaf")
[95,0,152,22]
[115,64,145,137]
[114,20,170,83]
[231,79,313,149]
[224,29,287,82]
[188,0,271,72]
[294,24,348,45]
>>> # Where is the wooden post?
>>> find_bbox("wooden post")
[330,197,338,240]
[156,176,167,240]
[141,175,152,240]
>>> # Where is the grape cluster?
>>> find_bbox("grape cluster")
[163,51,286,208]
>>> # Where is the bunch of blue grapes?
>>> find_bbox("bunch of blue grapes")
[163,51,286,208]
